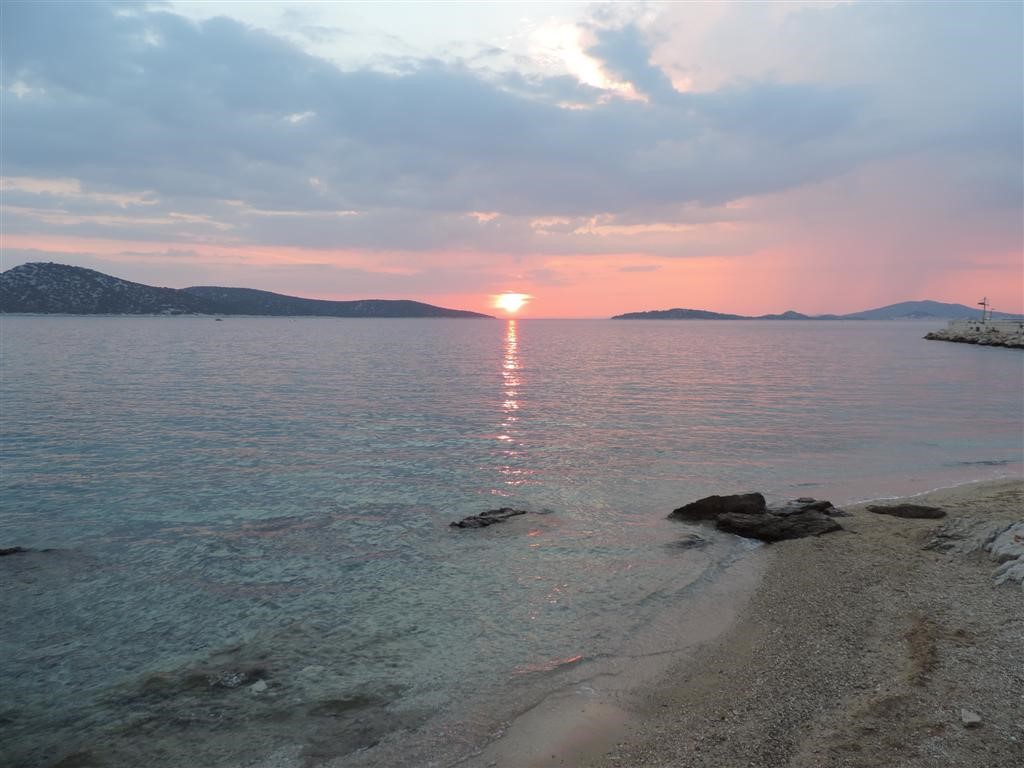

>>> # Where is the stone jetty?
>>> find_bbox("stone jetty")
[924,318,1024,349]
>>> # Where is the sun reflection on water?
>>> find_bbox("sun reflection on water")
[495,319,528,493]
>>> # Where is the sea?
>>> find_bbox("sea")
[2,316,1022,768]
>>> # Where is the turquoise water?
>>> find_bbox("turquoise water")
[1,317,1021,767]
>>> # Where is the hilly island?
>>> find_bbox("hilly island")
[1,262,1016,322]
[612,301,1019,321]
[0,263,492,318]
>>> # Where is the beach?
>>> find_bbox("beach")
[475,478,1023,768]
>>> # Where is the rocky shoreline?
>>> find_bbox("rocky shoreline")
[587,478,1024,768]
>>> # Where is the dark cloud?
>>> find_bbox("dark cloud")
[2,1,1020,260]
[4,3,867,216]
[585,23,678,101]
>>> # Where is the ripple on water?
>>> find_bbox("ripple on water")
[2,317,1021,766]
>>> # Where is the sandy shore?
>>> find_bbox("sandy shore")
[474,478,1023,768]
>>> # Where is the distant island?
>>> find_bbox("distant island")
[0,263,493,318]
[612,300,1019,321]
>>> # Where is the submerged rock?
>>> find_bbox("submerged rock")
[0,547,30,556]
[667,533,708,550]
[867,503,946,519]
[206,669,262,690]
[716,510,843,542]
[669,493,766,521]
[450,508,530,528]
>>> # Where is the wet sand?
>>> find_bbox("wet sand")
[464,550,766,768]
[476,478,1023,768]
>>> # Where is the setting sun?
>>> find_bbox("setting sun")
[494,293,531,314]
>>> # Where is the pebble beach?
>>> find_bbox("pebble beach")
[475,478,1024,768]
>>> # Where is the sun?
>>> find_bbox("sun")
[494,293,531,314]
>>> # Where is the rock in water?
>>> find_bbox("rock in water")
[0,547,30,556]
[450,508,530,529]
[667,534,708,550]
[667,493,844,542]
[867,503,946,519]
[716,511,843,542]
[669,493,766,521]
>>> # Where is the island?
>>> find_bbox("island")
[0,263,492,318]
[612,300,1019,321]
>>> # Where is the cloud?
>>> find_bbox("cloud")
[585,23,677,101]
[4,3,884,224]
[1,1,1021,314]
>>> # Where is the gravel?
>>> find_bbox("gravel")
[591,479,1024,768]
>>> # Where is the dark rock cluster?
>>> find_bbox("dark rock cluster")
[449,508,530,529]
[668,492,766,521]
[670,493,845,543]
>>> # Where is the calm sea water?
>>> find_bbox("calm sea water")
[2,317,1021,767]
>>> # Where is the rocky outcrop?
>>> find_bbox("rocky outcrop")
[669,493,766,521]
[925,518,1024,587]
[669,493,845,542]
[988,523,1024,586]
[867,503,946,519]
[923,518,1010,555]
[450,508,530,529]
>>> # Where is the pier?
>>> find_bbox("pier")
[925,318,1024,349]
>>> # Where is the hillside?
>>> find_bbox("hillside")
[0,262,217,315]
[182,286,488,318]
[0,263,492,318]
[612,299,1017,321]
[840,300,1012,320]
[612,308,746,320]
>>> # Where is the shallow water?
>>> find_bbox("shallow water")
[1,317,1021,767]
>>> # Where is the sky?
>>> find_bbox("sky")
[2,0,1022,318]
